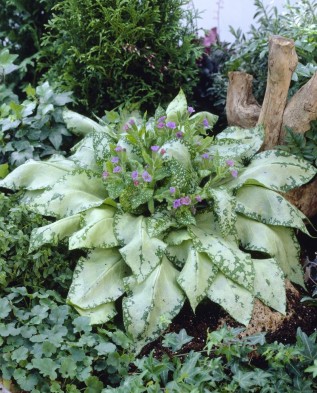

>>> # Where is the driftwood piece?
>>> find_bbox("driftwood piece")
[226,71,261,128]
[257,36,298,150]
[281,72,317,143]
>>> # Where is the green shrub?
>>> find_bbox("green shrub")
[40,0,203,115]
[0,0,57,90]
[0,81,76,169]
[0,193,74,294]
[0,91,315,352]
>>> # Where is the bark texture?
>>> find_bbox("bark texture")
[225,35,317,218]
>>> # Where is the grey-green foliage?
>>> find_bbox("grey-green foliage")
[277,125,317,167]
[40,0,203,115]
[0,81,76,169]
[105,325,317,393]
[211,0,317,114]
[0,193,74,294]
[0,287,134,392]
[1,91,315,352]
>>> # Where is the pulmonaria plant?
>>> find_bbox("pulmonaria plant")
[1,90,316,351]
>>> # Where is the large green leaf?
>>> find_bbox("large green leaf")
[236,185,310,235]
[26,169,107,217]
[165,89,187,122]
[177,244,218,311]
[74,302,117,325]
[69,207,118,249]
[206,188,237,237]
[161,139,192,169]
[189,111,218,129]
[68,248,129,309]
[252,258,286,314]
[207,273,254,325]
[69,133,99,171]
[123,256,185,346]
[114,213,166,283]
[227,150,317,192]
[236,214,304,286]
[210,125,264,161]
[63,109,107,135]
[188,226,254,292]
[0,156,75,191]
[165,240,192,269]
[146,210,176,238]
[29,214,81,252]
[92,130,113,168]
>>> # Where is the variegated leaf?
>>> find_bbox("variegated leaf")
[206,188,237,237]
[29,214,81,252]
[166,89,187,122]
[68,248,129,309]
[69,206,118,249]
[114,212,167,283]
[70,133,99,171]
[236,185,310,235]
[178,245,218,311]
[189,111,218,129]
[123,256,185,346]
[161,139,192,169]
[146,210,176,238]
[164,229,192,246]
[92,130,113,167]
[0,156,75,191]
[74,302,117,325]
[188,225,254,292]
[26,169,107,218]
[207,272,254,325]
[63,109,107,135]
[253,258,286,314]
[165,240,192,269]
[236,214,304,287]
[227,150,317,193]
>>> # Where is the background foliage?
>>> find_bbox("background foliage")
[40,0,203,115]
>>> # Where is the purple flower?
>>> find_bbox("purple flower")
[188,106,195,114]
[131,171,138,180]
[173,199,181,209]
[102,171,109,178]
[226,159,234,167]
[113,166,122,173]
[158,116,166,122]
[160,148,166,155]
[123,124,129,131]
[129,119,135,125]
[195,195,202,202]
[176,131,184,138]
[231,169,238,178]
[166,121,176,129]
[180,196,191,205]
[114,145,123,152]
[151,145,160,152]
[157,122,165,129]
[169,187,176,194]
[111,156,120,164]
[203,118,209,127]
[134,180,139,186]
[202,153,209,159]
[142,171,152,182]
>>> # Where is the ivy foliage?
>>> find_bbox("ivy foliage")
[40,0,203,115]
[0,287,134,392]
[0,81,75,169]
[1,90,315,351]
[0,193,74,294]
[106,325,317,393]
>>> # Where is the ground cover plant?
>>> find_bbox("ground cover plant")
[1,90,315,353]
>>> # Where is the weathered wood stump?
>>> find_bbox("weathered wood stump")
[226,35,317,218]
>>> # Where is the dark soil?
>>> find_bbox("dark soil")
[141,215,317,358]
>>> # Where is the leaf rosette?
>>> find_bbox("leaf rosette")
[1,90,316,351]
